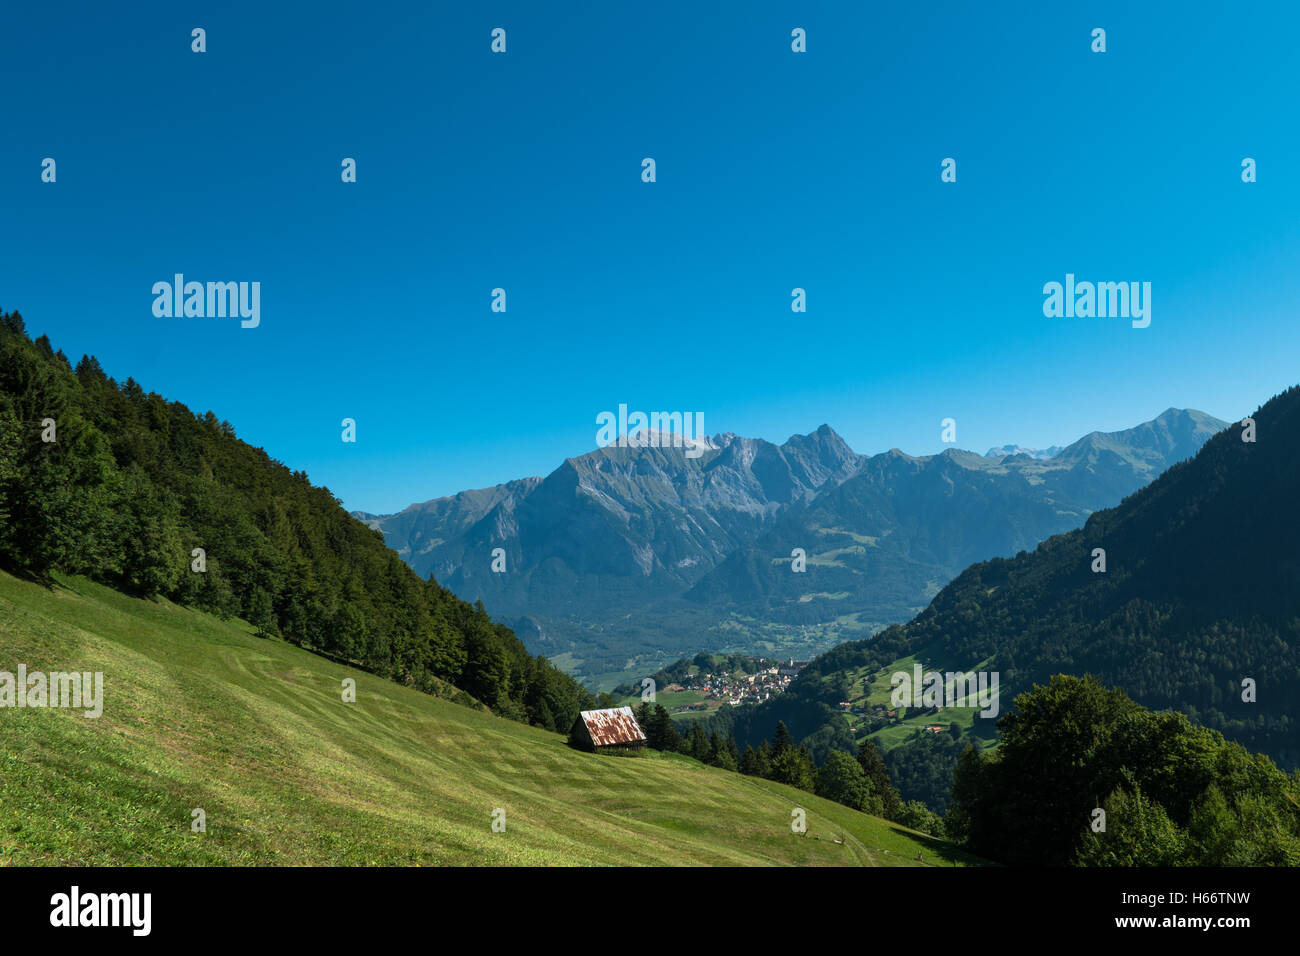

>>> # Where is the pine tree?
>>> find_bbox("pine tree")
[688,723,709,761]
[755,740,774,778]
[647,705,680,752]
[857,738,903,819]
[773,720,794,755]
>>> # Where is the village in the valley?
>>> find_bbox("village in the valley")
[664,658,810,713]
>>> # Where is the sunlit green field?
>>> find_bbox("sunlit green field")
[0,572,981,866]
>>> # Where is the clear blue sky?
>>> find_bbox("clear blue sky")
[4,2,1298,514]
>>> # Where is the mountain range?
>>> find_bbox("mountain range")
[360,408,1227,685]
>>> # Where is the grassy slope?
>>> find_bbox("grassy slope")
[0,572,981,866]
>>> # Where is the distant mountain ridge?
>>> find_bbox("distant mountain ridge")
[361,424,863,583]
[984,444,1063,460]
[360,409,1227,683]
[687,408,1229,624]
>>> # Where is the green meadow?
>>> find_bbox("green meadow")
[0,572,980,866]
[828,646,1001,754]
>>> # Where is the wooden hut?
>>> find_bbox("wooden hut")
[569,706,647,752]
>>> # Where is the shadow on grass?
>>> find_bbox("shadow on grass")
[885,823,999,866]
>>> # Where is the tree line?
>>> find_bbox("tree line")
[707,673,1300,860]
[948,675,1300,865]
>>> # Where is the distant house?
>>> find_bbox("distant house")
[569,707,648,752]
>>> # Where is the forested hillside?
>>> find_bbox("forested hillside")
[0,310,591,730]
[712,385,1300,774]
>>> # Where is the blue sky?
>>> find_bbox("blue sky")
[4,2,1299,514]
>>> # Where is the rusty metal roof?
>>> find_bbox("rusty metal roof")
[578,707,647,747]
